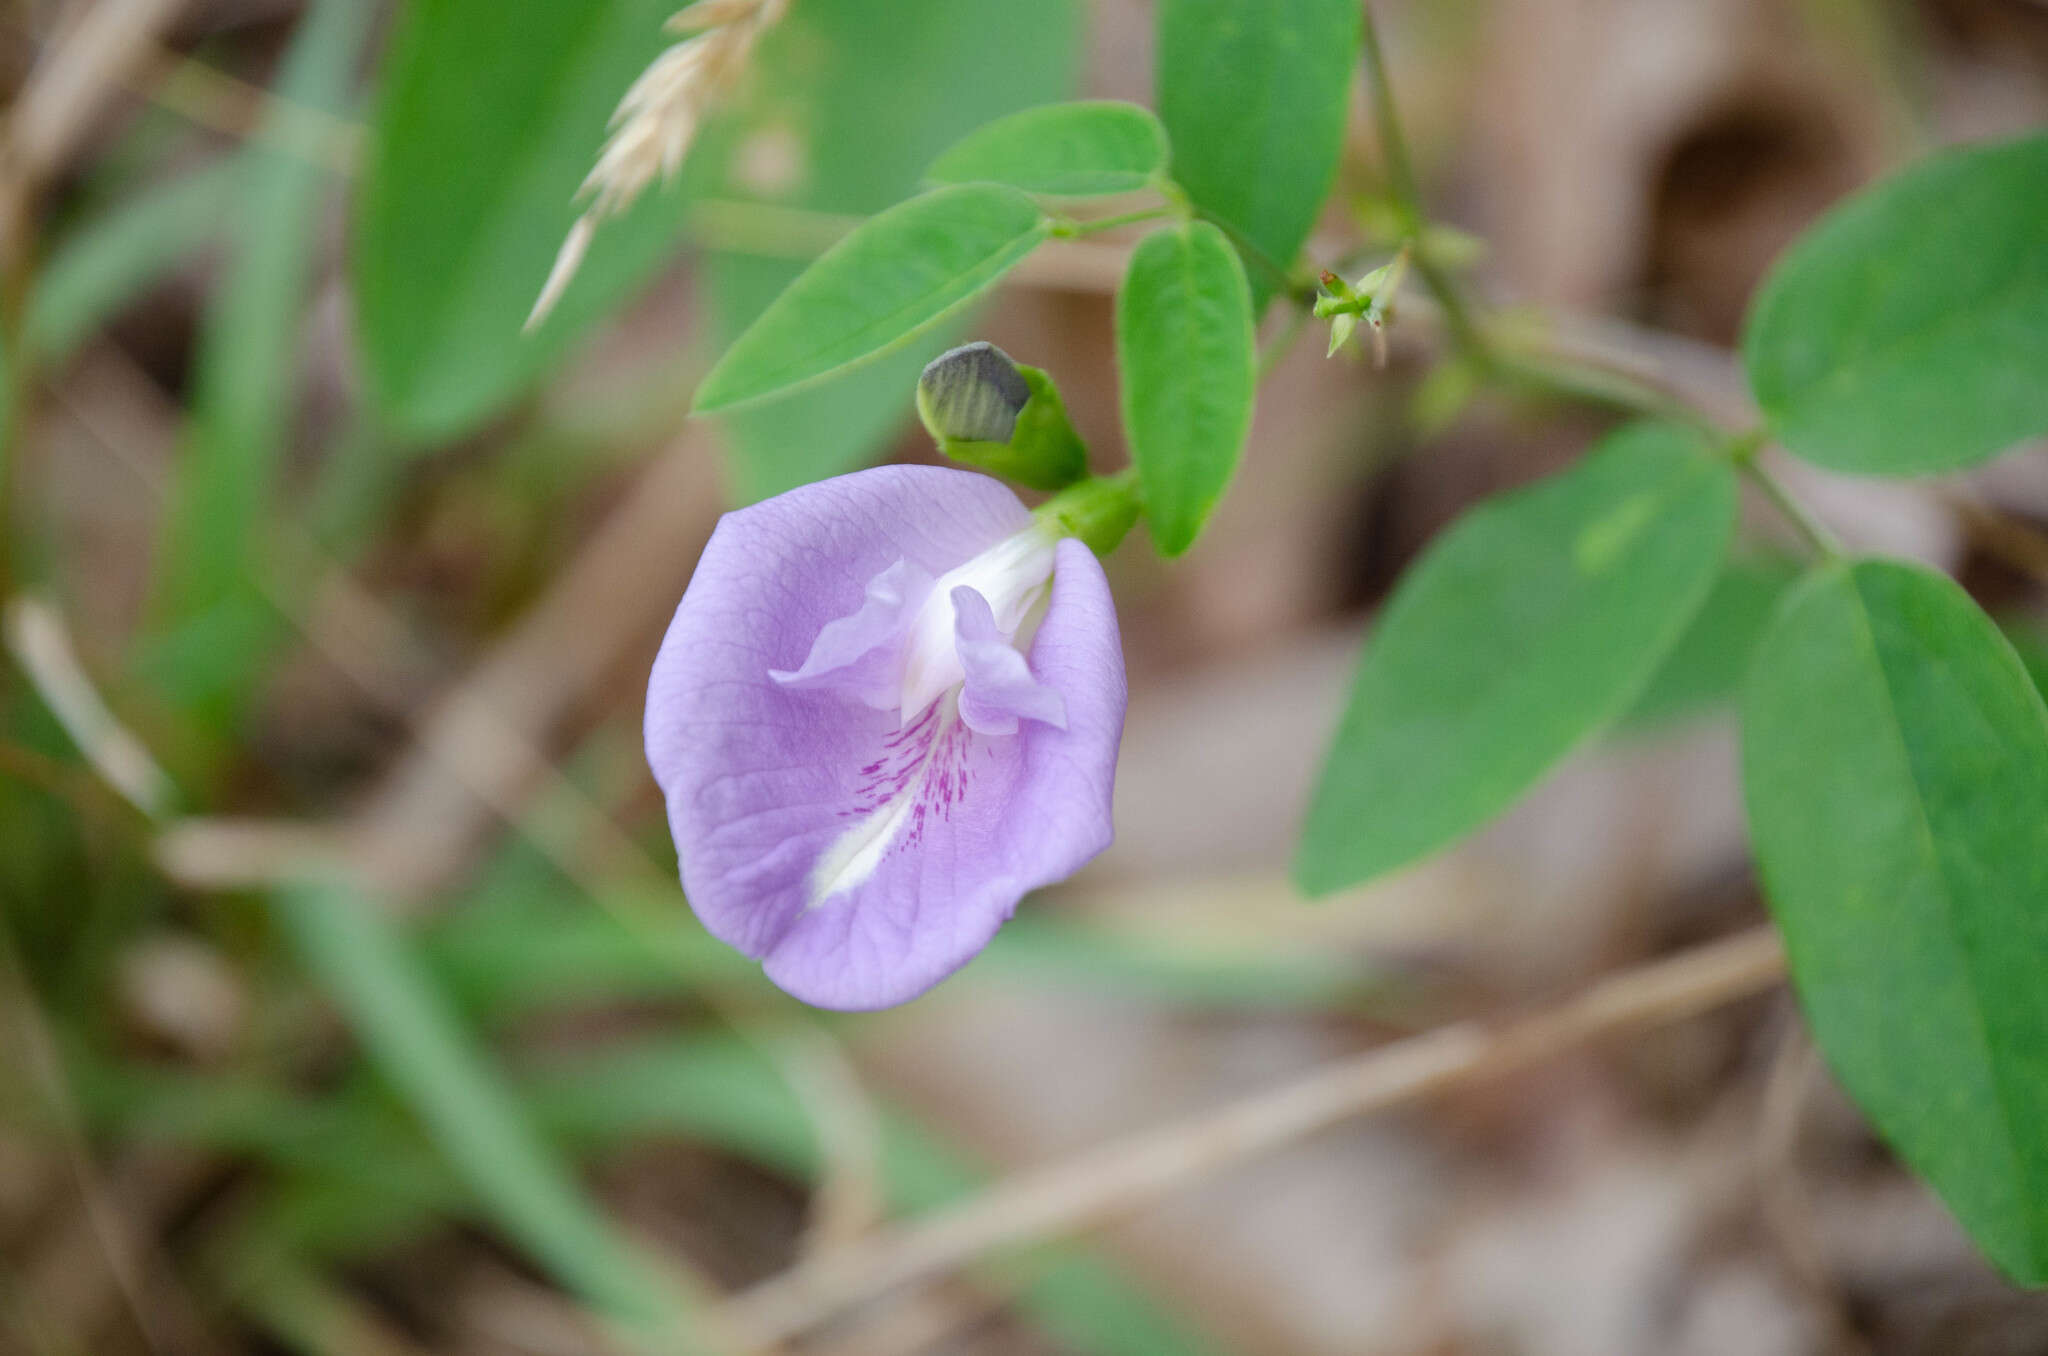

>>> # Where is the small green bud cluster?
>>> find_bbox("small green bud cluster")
[1313,246,1411,362]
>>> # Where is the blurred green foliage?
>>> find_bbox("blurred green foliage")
[1155,0,1360,311]
[354,0,693,437]
[150,0,378,737]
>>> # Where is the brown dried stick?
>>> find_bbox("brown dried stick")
[132,40,361,172]
[0,0,189,266]
[716,927,1788,1349]
[44,339,722,899]
[4,597,173,818]
[341,435,725,904]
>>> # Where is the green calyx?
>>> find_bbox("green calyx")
[1034,469,1140,557]
[917,342,1088,491]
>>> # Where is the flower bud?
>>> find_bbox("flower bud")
[917,342,1088,492]
[917,341,1029,443]
[1317,247,1409,365]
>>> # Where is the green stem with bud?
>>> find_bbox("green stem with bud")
[1346,20,1848,566]
[1357,11,1490,370]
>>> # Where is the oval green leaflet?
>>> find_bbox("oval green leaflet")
[694,184,1049,413]
[926,100,1169,197]
[1296,423,1737,893]
[1115,221,1256,557]
[1743,133,2048,476]
[1742,558,2048,1283]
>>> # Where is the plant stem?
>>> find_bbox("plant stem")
[1725,427,1843,557]
[1358,14,1423,227]
[1741,456,1845,560]
[1494,356,1841,561]
[1256,305,1311,380]
[1198,210,1311,301]
[1358,10,1490,369]
[1492,346,1710,433]
[1035,468,1142,556]
[1049,204,1176,238]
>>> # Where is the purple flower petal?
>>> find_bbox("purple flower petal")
[768,557,933,710]
[951,585,1067,736]
[645,468,1125,1010]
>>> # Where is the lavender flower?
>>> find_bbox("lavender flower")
[645,465,1127,1009]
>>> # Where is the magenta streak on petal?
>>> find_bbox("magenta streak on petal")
[842,702,943,816]
[900,710,972,850]
[806,698,976,906]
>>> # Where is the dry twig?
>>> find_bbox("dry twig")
[779,1028,887,1256]
[4,597,173,818]
[339,434,725,904]
[132,40,361,173]
[0,0,189,269]
[715,927,1788,1348]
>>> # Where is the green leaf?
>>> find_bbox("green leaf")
[926,100,1168,197]
[2001,617,2048,704]
[704,0,1081,499]
[152,0,373,705]
[1618,553,1801,732]
[1741,559,2048,1283]
[1296,423,1736,893]
[26,160,237,363]
[1743,133,2048,475]
[1115,221,1256,556]
[707,254,943,502]
[272,880,698,1337]
[695,184,1047,413]
[1156,0,1360,309]
[353,0,697,438]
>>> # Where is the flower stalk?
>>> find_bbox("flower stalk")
[1036,470,1141,558]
